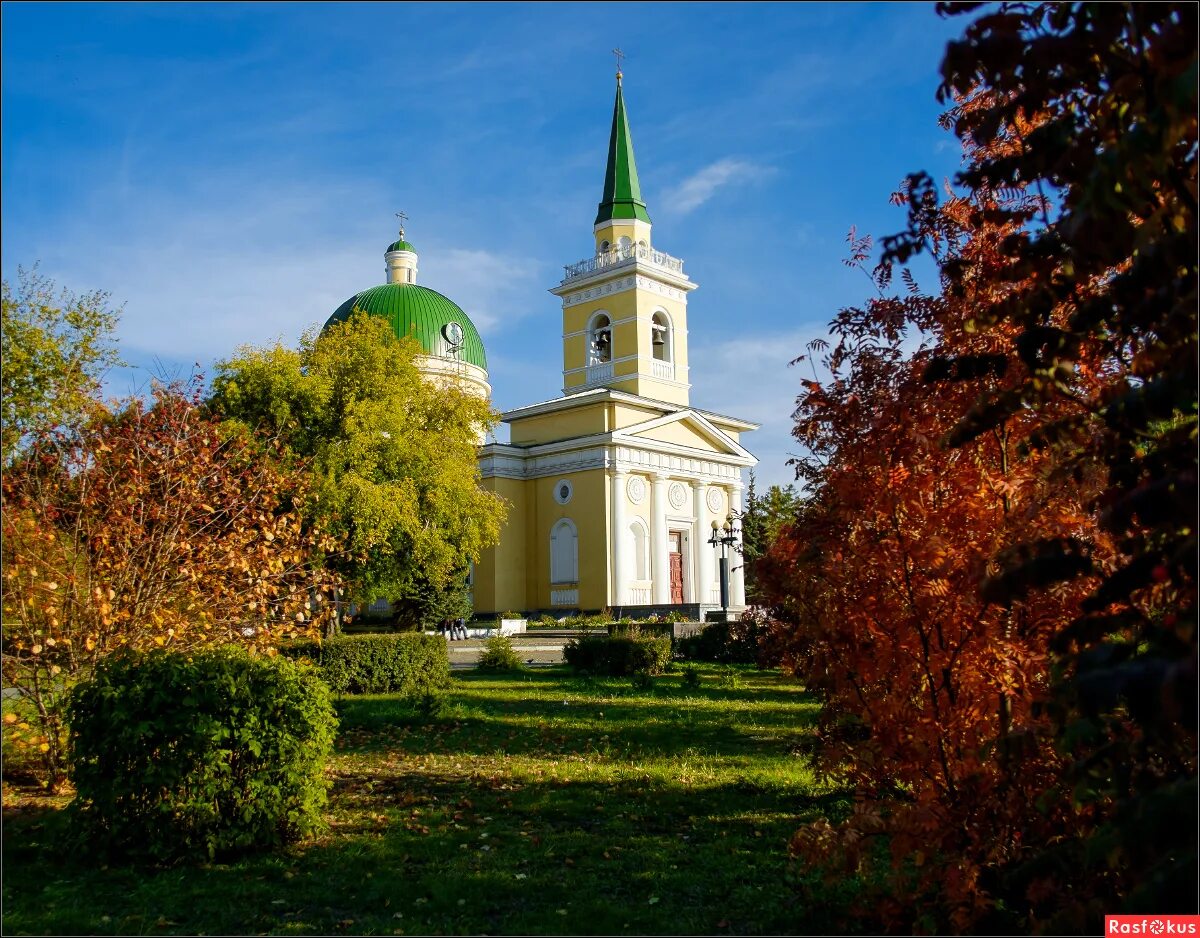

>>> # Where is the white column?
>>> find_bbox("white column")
[695,481,714,607]
[730,481,746,607]
[611,468,627,608]
[651,472,670,605]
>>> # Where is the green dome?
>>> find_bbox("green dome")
[387,239,416,253]
[325,283,487,370]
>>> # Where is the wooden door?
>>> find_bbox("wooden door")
[669,532,684,604]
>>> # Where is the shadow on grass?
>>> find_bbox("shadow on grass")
[2,668,864,936]
[334,667,820,760]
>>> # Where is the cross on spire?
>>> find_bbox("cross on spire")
[612,47,625,82]
[395,210,407,237]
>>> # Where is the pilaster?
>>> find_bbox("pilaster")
[611,468,627,606]
[651,472,670,605]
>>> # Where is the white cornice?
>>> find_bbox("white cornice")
[489,416,755,465]
[550,261,696,301]
[478,439,755,482]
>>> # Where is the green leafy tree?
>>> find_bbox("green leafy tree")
[209,311,506,625]
[390,571,472,631]
[740,471,802,603]
[1,266,122,463]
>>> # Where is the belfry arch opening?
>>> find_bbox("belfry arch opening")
[588,312,612,364]
[651,311,672,362]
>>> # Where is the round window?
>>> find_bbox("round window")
[553,479,574,505]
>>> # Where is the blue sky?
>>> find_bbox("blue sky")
[2,2,968,489]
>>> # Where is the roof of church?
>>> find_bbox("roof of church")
[325,283,487,370]
[595,76,651,225]
[386,238,416,253]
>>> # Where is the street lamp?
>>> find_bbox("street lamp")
[708,514,738,619]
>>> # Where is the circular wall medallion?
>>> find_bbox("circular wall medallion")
[553,479,573,505]
[626,475,646,505]
[668,481,688,511]
[706,487,725,515]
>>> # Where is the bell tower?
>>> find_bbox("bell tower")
[550,68,697,406]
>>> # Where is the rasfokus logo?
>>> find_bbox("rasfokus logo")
[1106,916,1200,935]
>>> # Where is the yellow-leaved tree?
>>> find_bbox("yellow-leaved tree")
[208,311,507,628]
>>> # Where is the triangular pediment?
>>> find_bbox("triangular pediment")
[613,409,752,460]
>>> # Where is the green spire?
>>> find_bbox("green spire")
[595,75,651,225]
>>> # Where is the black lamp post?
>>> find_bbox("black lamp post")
[708,514,738,618]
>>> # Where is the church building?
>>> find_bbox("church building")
[471,72,758,617]
[326,71,757,618]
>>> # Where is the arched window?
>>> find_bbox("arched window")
[628,518,649,580]
[550,519,578,584]
[599,240,611,253]
[618,236,633,254]
[588,312,612,364]
[651,311,672,362]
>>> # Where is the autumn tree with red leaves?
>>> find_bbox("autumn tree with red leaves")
[767,2,1195,930]
[1,383,343,784]
[764,108,1115,927]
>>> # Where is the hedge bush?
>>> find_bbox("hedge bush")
[677,618,768,665]
[563,635,672,676]
[67,647,337,862]
[281,632,450,696]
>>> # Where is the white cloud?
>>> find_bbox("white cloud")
[15,177,543,375]
[660,158,774,215]
[419,248,543,336]
[688,327,830,492]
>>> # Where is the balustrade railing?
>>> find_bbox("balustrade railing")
[562,243,685,284]
[585,361,614,385]
[650,360,674,381]
[627,587,652,605]
[551,588,579,607]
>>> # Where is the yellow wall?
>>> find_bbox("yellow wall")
[509,402,609,445]
[594,220,648,252]
[630,420,721,452]
[611,401,664,429]
[560,268,691,406]
[527,469,609,611]
[473,476,528,615]
[563,291,639,393]
[475,467,611,614]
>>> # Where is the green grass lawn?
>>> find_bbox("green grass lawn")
[2,664,860,935]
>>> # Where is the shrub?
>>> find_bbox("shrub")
[681,666,702,691]
[281,633,450,696]
[67,647,337,862]
[563,635,671,676]
[477,634,525,673]
[677,615,774,666]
